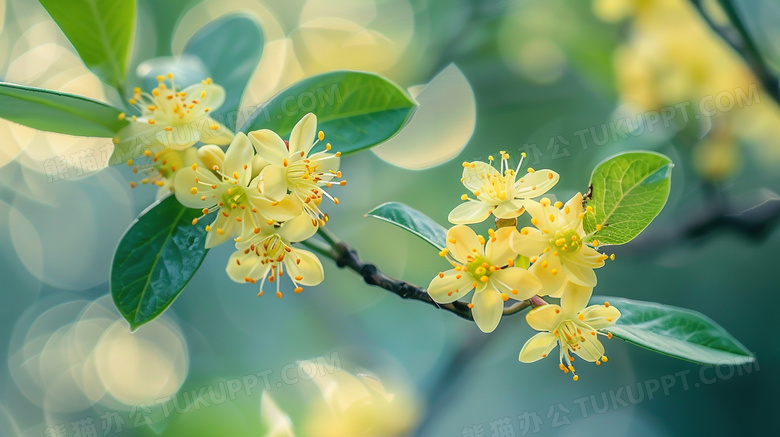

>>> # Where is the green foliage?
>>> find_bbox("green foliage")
[38,0,136,91]
[0,82,128,137]
[183,13,264,128]
[366,202,447,250]
[239,71,417,155]
[111,196,210,331]
[583,151,673,245]
[593,296,755,365]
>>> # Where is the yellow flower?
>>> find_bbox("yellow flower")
[112,74,233,162]
[519,283,620,380]
[174,133,302,248]
[510,193,606,297]
[427,225,541,333]
[249,113,344,224]
[449,152,559,224]
[226,214,324,298]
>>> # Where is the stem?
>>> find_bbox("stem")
[298,239,336,261]
[316,226,341,248]
[691,0,780,104]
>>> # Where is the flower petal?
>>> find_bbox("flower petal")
[173,166,219,208]
[525,304,564,332]
[446,225,483,263]
[289,113,317,154]
[157,124,201,150]
[426,270,473,304]
[485,227,518,266]
[492,199,524,219]
[111,122,162,163]
[285,248,324,286]
[581,303,621,329]
[562,192,584,225]
[200,118,234,146]
[259,165,289,202]
[279,213,319,242]
[249,129,288,165]
[223,133,254,183]
[490,267,541,300]
[226,250,269,283]
[183,82,226,110]
[471,287,504,333]
[518,332,559,363]
[205,214,237,248]
[559,282,593,316]
[561,259,597,287]
[461,161,499,192]
[572,332,605,362]
[447,201,492,225]
[249,190,304,222]
[567,245,606,268]
[514,169,559,199]
[510,226,549,258]
[528,251,566,297]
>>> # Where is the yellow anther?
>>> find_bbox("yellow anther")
[550,268,558,275]
[190,187,198,194]
[461,194,469,201]
[596,224,602,231]
[554,201,563,208]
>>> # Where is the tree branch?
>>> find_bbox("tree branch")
[329,240,546,321]
[691,0,780,104]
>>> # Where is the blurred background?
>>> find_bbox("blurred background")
[0,0,778,435]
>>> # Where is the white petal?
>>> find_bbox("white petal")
[528,251,565,297]
[310,152,340,175]
[223,133,253,183]
[157,124,201,150]
[559,282,593,316]
[447,201,492,225]
[492,200,524,219]
[514,169,559,199]
[250,192,303,222]
[197,144,226,170]
[288,113,317,154]
[426,270,473,304]
[518,332,559,363]
[525,304,564,332]
[110,122,162,163]
[471,287,504,333]
[490,267,541,300]
[446,225,483,263]
[485,227,518,266]
[249,129,288,165]
[285,249,324,286]
[259,165,289,202]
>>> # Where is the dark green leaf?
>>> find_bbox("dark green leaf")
[592,296,755,365]
[184,13,264,129]
[111,196,210,330]
[0,82,128,137]
[366,202,447,250]
[583,151,673,245]
[38,0,136,91]
[239,71,417,155]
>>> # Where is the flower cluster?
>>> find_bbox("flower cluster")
[428,152,620,380]
[119,76,343,298]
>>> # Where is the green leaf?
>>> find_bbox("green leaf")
[0,82,128,137]
[239,71,417,155]
[38,0,137,91]
[583,151,673,245]
[592,296,755,366]
[183,13,264,129]
[366,202,447,250]
[111,196,210,331]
